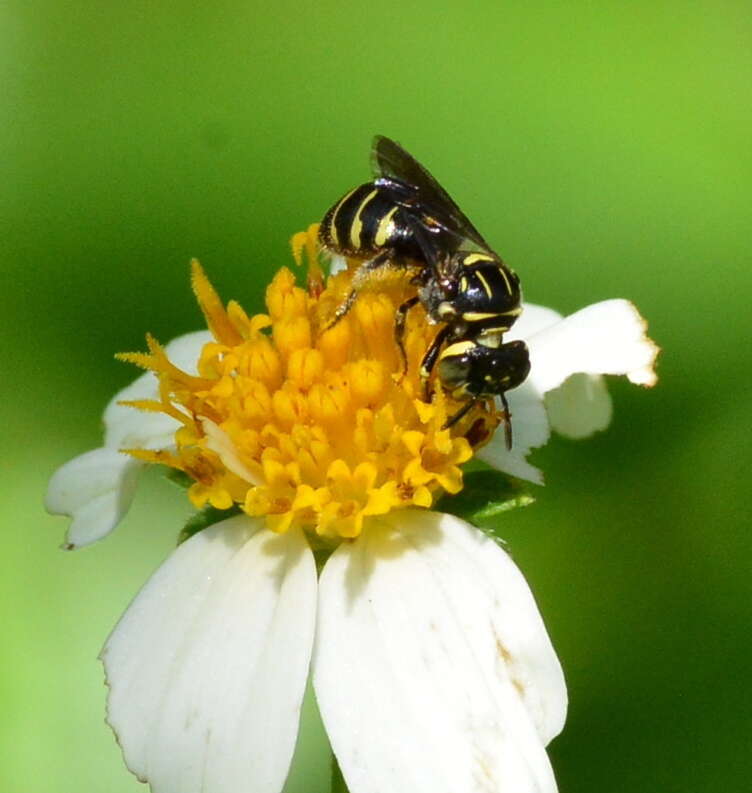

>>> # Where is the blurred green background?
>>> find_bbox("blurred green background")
[2,1,750,791]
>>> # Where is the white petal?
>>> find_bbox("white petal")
[482,300,656,477]
[47,330,212,547]
[44,448,142,549]
[103,370,180,451]
[162,329,214,373]
[328,253,347,275]
[101,516,317,793]
[477,382,550,485]
[314,510,565,793]
[104,330,211,449]
[544,373,613,439]
[525,299,658,395]
[507,303,562,342]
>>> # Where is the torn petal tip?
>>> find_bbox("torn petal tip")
[627,366,659,388]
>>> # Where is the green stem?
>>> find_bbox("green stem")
[331,754,350,793]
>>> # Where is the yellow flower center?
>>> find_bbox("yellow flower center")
[120,225,501,541]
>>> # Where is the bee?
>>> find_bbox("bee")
[319,135,530,447]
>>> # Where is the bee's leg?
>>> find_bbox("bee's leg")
[442,396,479,430]
[418,324,452,399]
[394,295,420,374]
[499,392,513,450]
[325,250,393,330]
[326,288,358,330]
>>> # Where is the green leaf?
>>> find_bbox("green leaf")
[436,466,534,543]
[177,504,242,545]
[331,755,350,793]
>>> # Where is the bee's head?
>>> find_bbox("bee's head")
[494,340,531,393]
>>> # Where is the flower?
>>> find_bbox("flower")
[45,225,658,793]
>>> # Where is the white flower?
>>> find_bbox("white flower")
[46,253,657,793]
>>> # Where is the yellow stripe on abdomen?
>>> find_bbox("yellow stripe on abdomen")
[374,205,399,247]
[327,187,357,249]
[350,189,379,250]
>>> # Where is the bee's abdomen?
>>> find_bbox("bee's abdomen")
[319,182,420,260]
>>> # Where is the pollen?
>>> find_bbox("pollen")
[119,226,500,541]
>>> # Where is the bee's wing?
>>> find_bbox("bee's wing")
[371,135,491,252]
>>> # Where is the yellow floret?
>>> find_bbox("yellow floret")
[119,225,500,541]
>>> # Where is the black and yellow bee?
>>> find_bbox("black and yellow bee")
[319,136,530,446]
